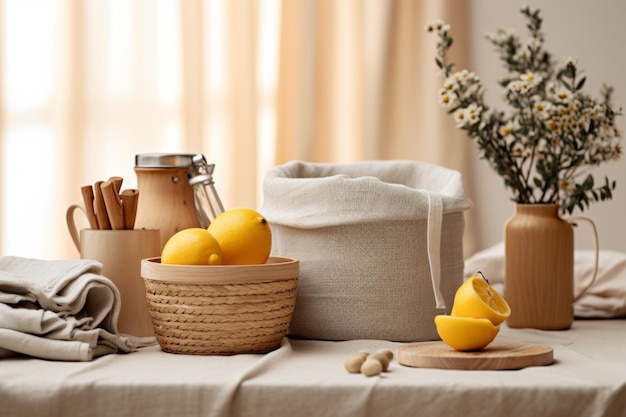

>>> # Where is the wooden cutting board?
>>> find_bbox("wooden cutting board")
[397,341,554,370]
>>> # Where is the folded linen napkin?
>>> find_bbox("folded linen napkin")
[0,256,155,361]
[463,243,626,318]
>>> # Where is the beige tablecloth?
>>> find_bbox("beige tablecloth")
[1,319,625,417]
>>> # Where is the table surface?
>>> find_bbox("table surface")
[1,319,625,417]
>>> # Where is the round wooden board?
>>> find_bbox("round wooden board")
[397,341,554,370]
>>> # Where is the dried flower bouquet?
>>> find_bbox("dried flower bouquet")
[427,6,622,214]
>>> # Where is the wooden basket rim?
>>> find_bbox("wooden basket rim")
[141,256,299,285]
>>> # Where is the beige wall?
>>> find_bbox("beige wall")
[467,0,626,253]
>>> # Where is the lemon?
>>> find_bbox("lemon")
[434,315,500,351]
[161,228,222,265]
[451,273,511,326]
[207,207,272,265]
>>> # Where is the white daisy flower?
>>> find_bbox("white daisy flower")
[443,78,457,91]
[533,100,550,115]
[426,19,449,34]
[521,146,533,158]
[512,143,525,155]
[559,179,575,193]
[499,124,513,137]
[439,91,454,107]
[451,70,466,83]
[508,80,532,95]
[463,103,482,125]
[555,90,571,102]
[454,108,468,127]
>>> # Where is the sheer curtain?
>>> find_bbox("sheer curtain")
[0,0,475,260]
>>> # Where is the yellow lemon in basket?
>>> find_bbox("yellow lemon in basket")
[434,315,500,351]
[207,208,272,265]
[451,273,511,326]
[161,228,222,265]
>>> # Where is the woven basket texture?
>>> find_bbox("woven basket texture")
[144,277,297,355]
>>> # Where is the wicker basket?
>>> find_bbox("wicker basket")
[141,256,299,355]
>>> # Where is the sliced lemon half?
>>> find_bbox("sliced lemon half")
[434,315,500,351]
[451,273,511,326]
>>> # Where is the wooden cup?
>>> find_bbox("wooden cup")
[67,204,160,337]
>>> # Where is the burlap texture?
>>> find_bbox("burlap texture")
[262,160,472,341]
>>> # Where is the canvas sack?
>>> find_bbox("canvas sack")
[262,160,472,342]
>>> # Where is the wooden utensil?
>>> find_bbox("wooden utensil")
[397,341,554,370]
[80,185,99,229]
[109,176,123,195]
[93,181,111,230]
[101,180,125,230]
[121,189,139,230]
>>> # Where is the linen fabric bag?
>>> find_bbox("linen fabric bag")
[262,160,472,341]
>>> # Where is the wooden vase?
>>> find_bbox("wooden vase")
[504,204,574,330]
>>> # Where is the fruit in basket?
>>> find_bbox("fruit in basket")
[434,315,500,351]
[161,228,222,265]
[451,272,511,325]
[207,207,272,265]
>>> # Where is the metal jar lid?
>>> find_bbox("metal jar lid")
[135,153,198,168]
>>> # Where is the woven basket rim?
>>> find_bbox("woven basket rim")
[141,256,299,285]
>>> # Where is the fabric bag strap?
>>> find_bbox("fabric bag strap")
[420,190,446,311]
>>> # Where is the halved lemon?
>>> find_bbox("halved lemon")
[450,273,511,326]
[434,315,499,351]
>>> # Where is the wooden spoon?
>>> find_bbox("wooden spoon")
[80,185,99,229]
[101,180,125,230]
[121,189,139,230]
[93,181,110,230]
